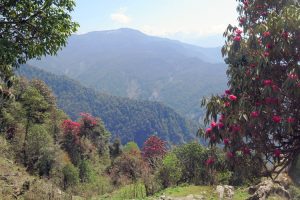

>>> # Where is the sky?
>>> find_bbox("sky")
[72,0,239,47]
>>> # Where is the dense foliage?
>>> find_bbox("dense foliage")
[201,0,300,177]
[18,65,197,147]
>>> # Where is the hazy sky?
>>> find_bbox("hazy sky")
[72,0,239,46]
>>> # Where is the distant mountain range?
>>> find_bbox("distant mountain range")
[18,65,197,146]
[29,28,228,122]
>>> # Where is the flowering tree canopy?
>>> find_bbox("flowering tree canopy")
[201,0,300,177]
[142,135,167,168]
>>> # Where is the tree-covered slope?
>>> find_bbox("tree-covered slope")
[29,28,227,121]
[18,65,197,146]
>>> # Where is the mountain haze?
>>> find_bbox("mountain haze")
[29,28,228,121]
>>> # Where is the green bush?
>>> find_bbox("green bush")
[62,163,80,189]
[174,142,210,184]
[159,152,182,187]
[25,125,55,176]
[79,159,94,183]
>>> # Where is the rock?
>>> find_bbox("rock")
[194,194,205,200]
[216,185,234,200]
[185,194,194,200]
[247,178,291,200]
[216,185,225,199]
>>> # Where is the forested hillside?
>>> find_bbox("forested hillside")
[29,28,227,121]
[18,65,197,146]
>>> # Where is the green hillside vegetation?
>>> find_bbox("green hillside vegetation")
[18,65,197,147]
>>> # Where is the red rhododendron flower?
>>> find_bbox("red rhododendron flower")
[264,51,270,57]
[210,135,216,141]
[224,138,230,145]
[234,36,241,42]
[218,122,224,129]
[229,95,237,101]
[272,84,279,92]
[274,149,281,157]
[211,121,217,128]
[263,79,273,86]
[206,157,215,166]
[287,117,295,123]
[266,43,273,49]
[225,89,231,95]
[282,31,289,39]
[288,73,298,80]
[235,29,243,36]
[239,17,246,25]
[243,147,251,155]
[206,127,212,135]
[224,102,230,107]
[251,111,259,118]
[226,151,234,159]
[250,63,256,68]
[272,115,281,123]
[232,125,241,132]
[263,31,271,37]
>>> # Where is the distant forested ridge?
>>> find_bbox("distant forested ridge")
[29,28,228,121]
[18,65,197,146]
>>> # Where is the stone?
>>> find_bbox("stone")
[216,185,234,200]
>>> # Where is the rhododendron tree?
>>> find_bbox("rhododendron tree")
[201,0,300,178]
[142,135,167,168]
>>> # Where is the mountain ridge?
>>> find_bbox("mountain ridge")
[18,65,198,146]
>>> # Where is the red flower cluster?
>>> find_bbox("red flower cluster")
[229,95,237,101]
[80,112,98,128]
[263,80,273,86]
[224,138,230,145]
[62,119,81,134]
[142,135,167,161]
[234,36,241,42]
[272,115,281,123]
[274,149,281,157]
[206,157,215,166]
[251,111,259,118]
[263,31,271,37]
[287,117,295,123]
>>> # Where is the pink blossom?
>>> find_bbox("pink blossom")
[206,157,215,166]
[264,51,270,57]
[234,36,241,42]
[229,95,237,101]
[287,117,295,123]
[263,31,271,37]
[282,31,289,39]
[274,149,281,157]
[211,121,218,128]
[225,89,231,95]
[226,152,234,159]
[235,29,243,36]
[218,122,224,129]
[206,128,212,135]
[224,138,230,145]
[272,115,281,123]
[251,111,259,118]
[263,80,273,86]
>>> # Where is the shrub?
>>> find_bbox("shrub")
[62,164,80,189]
[159,152,182,187]
[25,125,55,176]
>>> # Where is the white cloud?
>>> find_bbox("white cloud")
[110,8,131,24]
